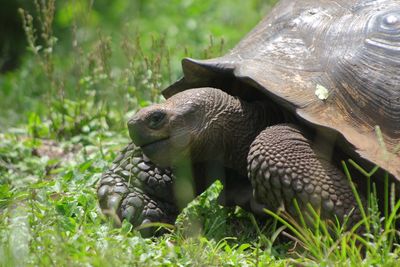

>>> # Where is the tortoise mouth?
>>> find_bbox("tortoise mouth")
[140,137,172,166]
[140,137,170,150]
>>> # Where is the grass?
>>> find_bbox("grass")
[1,0,400,266]
[0,127,287,266]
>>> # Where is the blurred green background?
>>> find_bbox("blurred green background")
[0,0,276,132]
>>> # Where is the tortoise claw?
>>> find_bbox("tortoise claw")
[121,189,178,227]
[107,194,123,212]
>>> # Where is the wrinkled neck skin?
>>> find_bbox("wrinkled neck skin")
[190,90,284,176]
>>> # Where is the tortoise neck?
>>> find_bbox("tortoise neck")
[221,98,283,175]
[191,91,284,176]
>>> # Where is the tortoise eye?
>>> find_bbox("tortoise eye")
[147,110,166,129]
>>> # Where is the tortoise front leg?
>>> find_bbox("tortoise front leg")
[247,124,363,227]
[97,143,178,229]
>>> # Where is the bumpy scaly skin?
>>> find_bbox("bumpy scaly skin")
[125,88,364,228]
[248,124,362,226]
[97,143,178,228]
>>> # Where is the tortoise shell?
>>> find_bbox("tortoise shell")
[163,0,400,179]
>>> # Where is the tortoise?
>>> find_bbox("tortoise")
[97,0,400,230]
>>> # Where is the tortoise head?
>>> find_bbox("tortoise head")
[128,88,222,167]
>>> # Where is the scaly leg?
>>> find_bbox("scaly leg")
[247,124,363,227]
[97,143,178,229]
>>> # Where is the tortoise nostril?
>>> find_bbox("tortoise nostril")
[127,108,168,145]
[146,110,167,129]
[127,118,139,141]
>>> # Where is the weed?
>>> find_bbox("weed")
[261,161,400,266]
